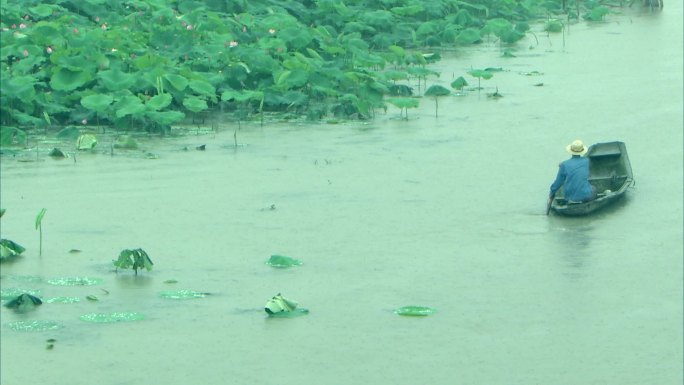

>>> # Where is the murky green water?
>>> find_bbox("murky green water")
[1,6,682,385]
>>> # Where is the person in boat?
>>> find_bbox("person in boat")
[549,139,597,203]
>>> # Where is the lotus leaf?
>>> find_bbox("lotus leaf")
[451,76,468,90]
[47,277,103,286]
[425,85,451,97]
[183,97,208,113]
[80,312,145,323]
[5,320,63,332]
[146,111,185,126]
[49,148,67,158]
[146,94,172,111]
[268,308,310,318]
[28,4,58,18]
[76,134,98,150]
[266,254,303,268]
[114,96,146,118]
[265,294,302,315]
[188,80,216,99]
[50,68,91,91]
[4,76,37,104]
[113,136,138,149]
[584,6,611,21]
[164,74,189,91]
[0,127,27,147]
[456,28,482,45]
[4,293,42,311]
[81,94,113,113]
[98,69,137,92]
[113,248,153,274]
[394,306,437,316]
[0,239,26,259]
[159,290,209,300]
[55,127,80,141]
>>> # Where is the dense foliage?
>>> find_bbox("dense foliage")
[1,0,612,134]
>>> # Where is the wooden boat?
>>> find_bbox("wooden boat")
[550,141,634,216]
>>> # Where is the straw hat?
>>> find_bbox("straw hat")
[566,139,587,155]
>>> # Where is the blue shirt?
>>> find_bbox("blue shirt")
[550,155,594,202]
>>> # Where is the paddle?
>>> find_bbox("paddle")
[546,192,555,215]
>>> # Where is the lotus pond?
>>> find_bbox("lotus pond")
[1,5,682,385]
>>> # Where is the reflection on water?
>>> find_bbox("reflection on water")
[549,218,593,277]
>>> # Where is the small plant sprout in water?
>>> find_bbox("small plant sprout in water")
[35,208,46,256]
[467,69,494,94]
[113,248,154,275]
[424,85,451,118]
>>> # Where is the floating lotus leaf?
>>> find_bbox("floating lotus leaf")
[159,290,209,300]
[5,320,63,332]
[1,288,41,300]
[76,134,98,150]
[46,277,103,286]
[46,297,81,304]
[268,308,309,318]
[266,255,302,268]
[394,306,437,316]
[9,275,43,283]
[80,312,145,323]
[0,239,26,259]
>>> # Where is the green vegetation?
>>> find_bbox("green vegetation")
[35,208,46,256]
[113,248,154,275]
[1,0,620,133]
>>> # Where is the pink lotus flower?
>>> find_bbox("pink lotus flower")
[46,46,53,54]
[186,25,193,30]
[242,26,247,32]
[181,21,187,27]
[229,40,238,48]
[269,28,276,34]
[23,49,29,57]
[101,23,107,30]
[11,24,16,29]
[72,28,79,34]
[19,23,27,29]
[81,119,87,125]
[95,16,100,22]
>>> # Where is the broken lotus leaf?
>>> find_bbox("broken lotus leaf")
[1,288,41,300]
[0,239,26,259]
[394,306,437,316]
[4,293,43,311]
[79,312,145,323]
[265,294,308,317]
[76,134,97,150]
[266,254,302,268]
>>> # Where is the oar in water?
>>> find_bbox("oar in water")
[546,192,555,215]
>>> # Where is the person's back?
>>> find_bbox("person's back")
[549,140,596,202]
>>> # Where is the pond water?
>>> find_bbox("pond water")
[1,5,682,385]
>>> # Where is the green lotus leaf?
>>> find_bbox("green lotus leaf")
[159,290,209,300]
[266,255,303,268]
[113,135,138,149]
[425,85,451,97]
[28,4,58,18]
[268,308,309,318]
[188,80,215,98]
[387,97,420,109]
[182,96,208,113]
[98,69,137,92]
[468,69,494,80]
[81,94,113,113]
[0,239,26,259]
[164,74,188,91]
[51,68,91,91]
[76,134,98,150]
[3,76,36,104]
[390,5,424,16]
[46,277,103,286]
[56,126,81,140]
[1,288,41,300]
[394,306,437,316]
[114,96,146,118]
[146,110,185,126]
[6,320,63,332]
[456,28,482,45]
[451,76,468,90]
[146,93,172,111]
[79,312,145,323]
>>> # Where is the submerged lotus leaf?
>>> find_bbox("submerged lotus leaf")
[394,306,437,316]
[4,293,43,311]
[267,308,309,318]
[80,312,145,323]
[266,254,302,268]
[46,296,81,304]
[5,320,63,332]
[1,288,41,300]
[159,290,209,300]
[46,277,103,286]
